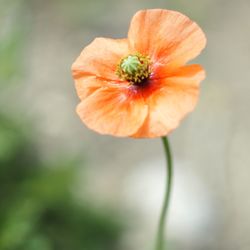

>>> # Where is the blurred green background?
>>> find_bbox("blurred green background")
[1,0,250,250]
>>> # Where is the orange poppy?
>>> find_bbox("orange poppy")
[72,9,206,138]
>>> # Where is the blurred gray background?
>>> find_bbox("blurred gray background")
[1,0,250,249]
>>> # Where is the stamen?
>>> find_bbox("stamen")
[116,53,151,85]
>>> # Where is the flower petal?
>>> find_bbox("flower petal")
[74,76,104,100]
[128,9,206,70]
[76,86,148,137]
[72,38,129,81]
[132,65,205,138]
[74,76,129,100]
[156,64,205,83]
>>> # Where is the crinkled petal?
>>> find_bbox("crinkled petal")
[74,76,104,100]
[132,65,205,138]
[155,64,205,83]
[72,38,129,81]
[76,86,148,137]
[128,9,206,71]
[74,76,128,100]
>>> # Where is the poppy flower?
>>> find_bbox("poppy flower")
[72,9,206,138]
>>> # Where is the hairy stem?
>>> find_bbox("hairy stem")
[155,136,173,250]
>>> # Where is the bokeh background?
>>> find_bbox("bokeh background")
[1,0,250,249]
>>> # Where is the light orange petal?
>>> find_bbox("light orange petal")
[132,65,205,138]
[74,76,129,100]
[74,76,104,100]
[156,64,206,84]
[128,9,206,70]
[72,38,129,81]
[76,86,148,137]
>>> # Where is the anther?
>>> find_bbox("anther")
[116,53,151,85]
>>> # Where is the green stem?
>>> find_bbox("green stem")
[155,136,173,250]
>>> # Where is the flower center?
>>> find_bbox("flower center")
[116,53,151,85]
